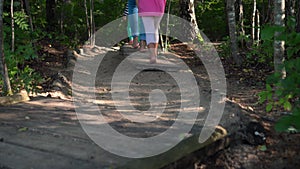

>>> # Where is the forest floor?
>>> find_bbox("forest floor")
[168,43,300,169]
[1,41,300,169]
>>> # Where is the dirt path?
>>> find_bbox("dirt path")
[2,43,297,169]
[0,44,234,169]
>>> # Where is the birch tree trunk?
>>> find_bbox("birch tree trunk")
[90,0,95,47]
[273,0,285,76]
[0,0,13,95]
[11,0,15,52]
[252,0,257,43]
[226,0,242,65]
[257,10,260,44]
[179,0,202,42]
[84,0,91,38]
[238,0,245,48]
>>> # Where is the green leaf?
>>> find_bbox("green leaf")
[258,91,267,103]
[267,92,273,100]
[261,25,275,40]
[275,89,283,97]
[292,108,300,129]
[266,84,272,91]
[287,48,295,59]
[266,103,273,112]
[279,98,285,104]
[275,116,293,132]
[259,145,267,151]
[284,101,292,111]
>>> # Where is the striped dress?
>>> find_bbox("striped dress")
[123,3,129,16]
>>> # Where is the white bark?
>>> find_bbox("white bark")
[273,0,285,76]
[84,0,90,38]
[239,0,245,37]
[257,10,260,45]
[252,0,257,43]
[179,0,202,42]
[11,0,15,52]
[238,0,245,48]
[90,0,95,46]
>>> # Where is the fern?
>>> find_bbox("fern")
[14,11,29,31]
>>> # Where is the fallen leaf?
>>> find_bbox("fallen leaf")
[258,145,267,151]
[18,127,28,132]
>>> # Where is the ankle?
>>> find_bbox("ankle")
[140,40,147,49]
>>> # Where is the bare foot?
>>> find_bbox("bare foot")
[128,40,133,45]
[139,40,147,52]
[150,56,157,64]
[132,37,139,48]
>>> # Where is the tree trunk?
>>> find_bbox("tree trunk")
[273,0,285,76]
[60,2,64,34]
[90,0,95,46]
[226,0,242,65]
[23,0,33,31]
[163,0,171,52]
[296,0,300,32]
[285,0,295,18]
[46,0,56,31]
[59,1,72,35]
[0,0,13,95]
[265,0,273,23]
[179,0,202,42]
[238,0,245,48]
[257,10,260,44]
[252,0,257,43]
[11,0,15,52]
[84,0,91,38]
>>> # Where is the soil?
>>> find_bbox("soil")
[2,41,300,169]
[169,44,300,169]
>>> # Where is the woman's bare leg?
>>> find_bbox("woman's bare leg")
[148,43,157,64]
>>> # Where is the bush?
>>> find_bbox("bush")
[2,7,43,94]
[259,18,300,132]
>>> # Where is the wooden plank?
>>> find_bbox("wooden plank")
[0,90,30,106]
[119,126,228,169]
[120,44,139,56]
[127,52,181,72]
[0,142,96,169]
[0,98,90,139]
[0,125,128,169]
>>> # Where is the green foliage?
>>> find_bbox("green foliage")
[4,42,42,94]
[244,18,299,67]
[96,0,125,26]
[259,18,300,132]
[1,2,43,94]
[196,0,227,41]
[218,36,231,58]
[14,11,29,30]
[1,0,130,95]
